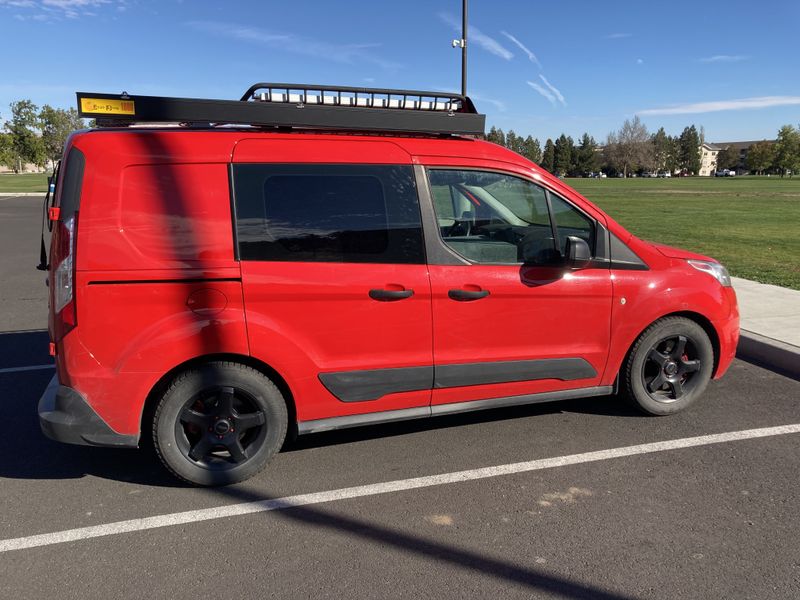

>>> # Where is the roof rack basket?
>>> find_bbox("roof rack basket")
[77,83,485,135]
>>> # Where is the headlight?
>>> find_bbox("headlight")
[687,260,732,287]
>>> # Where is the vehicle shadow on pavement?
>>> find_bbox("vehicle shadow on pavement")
[212,485,640,600]
[0,328,639,485]
[0,329,182,486]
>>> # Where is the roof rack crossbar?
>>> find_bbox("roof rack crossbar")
[77,83,485,135]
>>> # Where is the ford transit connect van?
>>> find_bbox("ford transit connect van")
[38,84,739,485]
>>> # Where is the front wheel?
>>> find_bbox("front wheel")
[153,362,288,486]
[622,317,714,416]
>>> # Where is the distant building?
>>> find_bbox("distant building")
[699,140,776,176]
[699,143,720,176]
[713,140,773,174]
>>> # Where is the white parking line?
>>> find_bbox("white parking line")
[0,364,54,374]
[1,423,799,553]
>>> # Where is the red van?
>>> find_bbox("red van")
[38,84,739,485]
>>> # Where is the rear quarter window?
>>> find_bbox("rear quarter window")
[232,164,424,264]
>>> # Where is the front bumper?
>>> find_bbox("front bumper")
[38,375,139,448]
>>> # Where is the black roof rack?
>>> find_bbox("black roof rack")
[76,82,485,136]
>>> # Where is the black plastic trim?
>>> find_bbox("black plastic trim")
[297,385,613,434]
[319,358,596,402]
[88,277,241,285]
[319,366,434,402]
[609,232,649,270]
[434,358,596,388]
[38,375,139,448]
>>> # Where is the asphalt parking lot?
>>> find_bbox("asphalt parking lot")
[1,194,798,599]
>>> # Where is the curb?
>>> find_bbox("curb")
[737,329,800,381]
[0,193,45,197]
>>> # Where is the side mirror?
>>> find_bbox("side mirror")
[566,236,591,269]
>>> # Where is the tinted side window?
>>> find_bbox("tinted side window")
[427,169,558,265]
[233,164,424,264]
[549,193,595,254]
[57,147,85,218]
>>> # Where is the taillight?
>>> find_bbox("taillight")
[53,214,77,335]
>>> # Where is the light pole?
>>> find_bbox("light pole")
[451,0,468,97]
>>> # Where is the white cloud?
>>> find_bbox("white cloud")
[187,21,402,70]
[538,74,566,106]
[637,96,800,116]
[606,33,632,39]
[439,12,514,60]
[500,31,541,68]
[527,81,556,106]
[636,58,644,64]
[0,0,123,18]
[699,55,749,63]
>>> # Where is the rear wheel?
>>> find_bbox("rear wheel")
[622,317,714,415]
[153,362,288,486]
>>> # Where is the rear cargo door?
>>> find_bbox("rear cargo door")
[231,139,433,422]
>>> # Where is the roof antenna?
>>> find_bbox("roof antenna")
[451,0,468,97]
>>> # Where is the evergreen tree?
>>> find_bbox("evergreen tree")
[553,134,573,176]
[651,127,672,173]
[575,133,598,175]
[496,128,506,148]
[541,138,555,173]
[522,135,542,164]
[678,125,701,174]
[486,126,502,145]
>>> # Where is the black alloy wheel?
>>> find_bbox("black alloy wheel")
[153,362,288,486]
[641,334,702,402]
[176,386,267,466]
[622,317,714,416]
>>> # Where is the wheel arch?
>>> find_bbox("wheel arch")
[617,311,721,381]
[139,353,297,447]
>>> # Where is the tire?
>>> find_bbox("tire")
[152,361,288,486]
[621,317,714,416]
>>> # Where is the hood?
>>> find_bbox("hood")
[645,240,715,262]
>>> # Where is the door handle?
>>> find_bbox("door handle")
[369,288,414,301]
[448,288,490,301]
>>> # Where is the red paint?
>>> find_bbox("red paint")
[47,129,739,437]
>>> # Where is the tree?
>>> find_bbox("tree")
[715,144,739,171]
[678,125,701,174]
[553,134,574,176]
[0,132,15,171]
[39,105,84,167]
[522,135,542,164]
[574,133,599,175]
[541,138,555,173]
[651,127,673,173]
[746,141,775,175]
[506,129,526,155]
[7,100,44,172]
[486,126,503,145]
[605,116,651,177]
[773,125,800,177]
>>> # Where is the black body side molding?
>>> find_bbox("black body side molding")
[319,358,597,402]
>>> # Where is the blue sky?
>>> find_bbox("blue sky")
[1,0,798,143]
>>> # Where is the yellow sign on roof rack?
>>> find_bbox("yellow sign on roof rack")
[79,97,135,116]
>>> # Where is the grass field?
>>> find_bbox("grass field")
[0,173,48,193]
[568,176,800,290]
